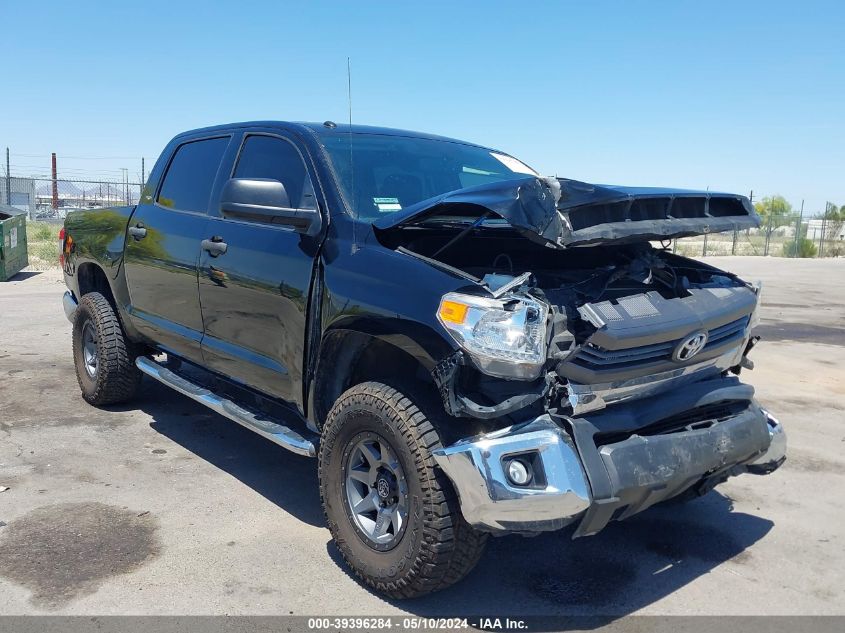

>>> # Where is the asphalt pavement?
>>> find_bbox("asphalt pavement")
[0,258,843,616]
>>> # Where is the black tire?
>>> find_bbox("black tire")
[319,381,487,599]
[72,292,141,406]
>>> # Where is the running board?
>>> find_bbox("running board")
[135,356,317,457]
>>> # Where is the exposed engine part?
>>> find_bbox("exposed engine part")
[485,271,532,298]
[547,310,576,363]
[402,233,761,421]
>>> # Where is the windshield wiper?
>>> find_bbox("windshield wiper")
[430,211,493,259]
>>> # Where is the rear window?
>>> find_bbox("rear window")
[158,137,229,213]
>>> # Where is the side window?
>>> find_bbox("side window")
[234,135,317,210]
[157,137,229,212]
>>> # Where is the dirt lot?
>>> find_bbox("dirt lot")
[0,258,843,617]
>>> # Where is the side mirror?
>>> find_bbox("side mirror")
[220,178,320,234]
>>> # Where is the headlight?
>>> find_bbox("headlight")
[437,292,548,380]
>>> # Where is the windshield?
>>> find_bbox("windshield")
[317,132,537,220]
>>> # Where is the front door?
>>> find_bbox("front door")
[123,135,230,364]
[198,133,321,411]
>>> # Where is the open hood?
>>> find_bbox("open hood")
[373,176,760,248]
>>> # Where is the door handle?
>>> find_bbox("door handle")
[202,236,228,257]
[128,224,147,240]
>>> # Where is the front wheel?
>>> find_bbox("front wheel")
[319,381,487,598]
[72,292,140,406]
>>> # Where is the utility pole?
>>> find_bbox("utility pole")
[792,200,804,257]
[120,168,128,204]
[5,147,10,206]
[764,214,772,256]
[819,205,827,257]
[733,191,751,256]
[51,153,59,210]
[141,157,145,185]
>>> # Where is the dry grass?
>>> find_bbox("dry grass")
[25,221,61,270]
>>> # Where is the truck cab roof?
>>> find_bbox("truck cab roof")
[173,120,492,150]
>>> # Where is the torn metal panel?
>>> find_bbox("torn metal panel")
[374,177,564,248]
[431,350,548,420]
[373,176,760,248]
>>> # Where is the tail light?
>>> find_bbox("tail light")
[59,228,69,266]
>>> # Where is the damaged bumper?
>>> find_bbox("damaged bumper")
[432,416,592,533]
[747,409,787,474]
[433,379,786,536]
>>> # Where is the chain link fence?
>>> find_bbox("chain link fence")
[27,177,144,221]
[673,211,845,258]
[2,175,143,221]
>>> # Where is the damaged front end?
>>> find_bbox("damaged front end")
[377,176,786,536]
[432,387,786,535]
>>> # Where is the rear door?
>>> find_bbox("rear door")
[123,135,230,364]
[198,132,322,411]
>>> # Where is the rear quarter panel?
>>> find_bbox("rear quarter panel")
[63,205,136,280]
[62,206,140,338]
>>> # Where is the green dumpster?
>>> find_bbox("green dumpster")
[0,209,29,281]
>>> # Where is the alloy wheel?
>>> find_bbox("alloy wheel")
[342,433,409,551]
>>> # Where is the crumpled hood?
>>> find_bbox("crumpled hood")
[373,176,760,248]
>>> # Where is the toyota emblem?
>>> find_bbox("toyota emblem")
[673,331,708,362]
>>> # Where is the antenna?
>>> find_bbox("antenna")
[347,56,357,251]
[347,57,353,131]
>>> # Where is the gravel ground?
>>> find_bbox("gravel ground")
[0,258,843,617]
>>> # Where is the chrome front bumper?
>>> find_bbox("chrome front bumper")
[62,290,78,323]
[433,404,787,536]
[747,409,788,474]
[433,417,592,533]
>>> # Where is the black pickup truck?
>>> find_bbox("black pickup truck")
[61,121,786,598]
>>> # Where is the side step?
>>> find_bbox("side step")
[135,356,317,457]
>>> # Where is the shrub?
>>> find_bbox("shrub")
[782,238,818,258]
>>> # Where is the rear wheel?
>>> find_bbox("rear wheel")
[72,292,140,406]
[319,381,487,598]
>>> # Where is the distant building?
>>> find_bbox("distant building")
[0,176,37,218]
[806,219,845,242]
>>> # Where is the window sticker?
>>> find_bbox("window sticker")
[373,197,402,213]
[489,152,537,176]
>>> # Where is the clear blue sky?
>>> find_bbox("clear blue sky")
[2,0,843,213]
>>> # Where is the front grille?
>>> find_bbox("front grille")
[573,315,749,372]
[594,400,751,446]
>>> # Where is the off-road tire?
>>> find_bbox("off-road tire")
[72,292,141,406]
[319,381,488,598]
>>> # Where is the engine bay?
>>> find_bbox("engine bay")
[393,229,752,335]
[391,227,760,420]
